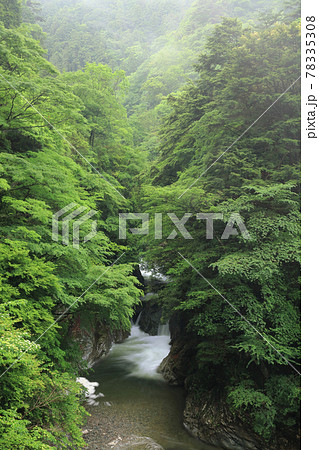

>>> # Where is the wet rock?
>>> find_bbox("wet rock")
[138,294,162,336]
[183,391,261,450]
[70,315,129,367]
[158,339,194,386]
[158,328,197,385]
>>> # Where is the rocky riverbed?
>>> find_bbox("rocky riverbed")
[82,405,164,449]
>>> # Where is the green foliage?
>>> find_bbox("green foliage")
[0,313,87,448]
[38,0,292,164]
[60,63,145,191]
[39,0,193,73]
[228,380,276,438]
[0,0,21,28]
[140,15,301,442]
[0,17,142,447]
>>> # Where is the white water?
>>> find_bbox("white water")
[109,325,170,379]
[158,323,170,336]
[139,264,170,283]
[76,377,104,406]
[135,311,142,326]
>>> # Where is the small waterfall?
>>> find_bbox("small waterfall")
[135,311,142,326]
[158,323,170,337]
[112,325,170,379]
[139,263,170,283]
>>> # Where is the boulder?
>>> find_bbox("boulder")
[183,391,261,450]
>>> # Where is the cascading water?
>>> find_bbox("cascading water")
[134,311,142,327]
[158,323,170,337]
[111,324,170,379]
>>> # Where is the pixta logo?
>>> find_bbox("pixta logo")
[119,213,251,240]
[52,203,97,249]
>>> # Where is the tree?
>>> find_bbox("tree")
[0,0,21,28]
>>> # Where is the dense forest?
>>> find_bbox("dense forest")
[0,0,300,449]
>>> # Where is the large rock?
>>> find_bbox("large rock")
[183,390,261,450]
[70,315,129,367]
[158,335,197,385]
[138,293,162,336]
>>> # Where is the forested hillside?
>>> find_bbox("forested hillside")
[39,0,292,158]
[0,0,300,448]
[39,0,193,73]
[0,1,143,447]
[141,15,301,443]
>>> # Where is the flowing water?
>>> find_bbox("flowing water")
[85,325,218,449]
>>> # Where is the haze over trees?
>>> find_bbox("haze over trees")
[0,0,300,448]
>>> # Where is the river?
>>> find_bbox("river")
[83,324,219,449]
